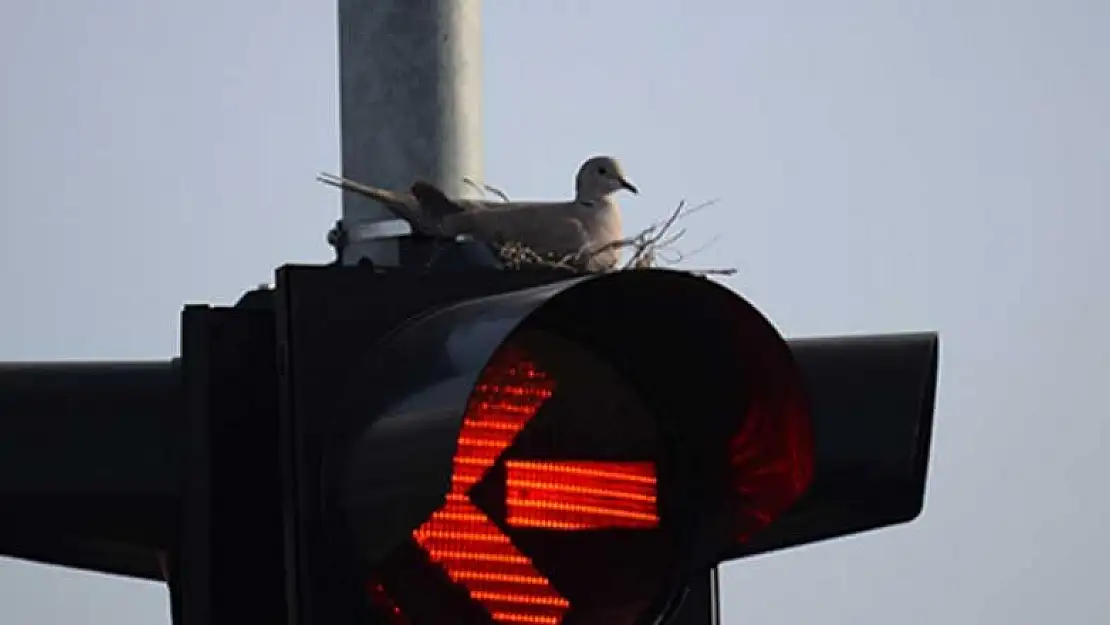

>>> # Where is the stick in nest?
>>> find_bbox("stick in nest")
[493,197,737,277]
[461,177,511,203]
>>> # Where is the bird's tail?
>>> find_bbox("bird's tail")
[316,172,427,229]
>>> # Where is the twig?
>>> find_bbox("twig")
[462,177,511,202]
[618,198,720,270]
[496,240,579,271]
[493,196,734,277]
[685,268,738,276]
[461,177,484,197]
[681,233,723,261]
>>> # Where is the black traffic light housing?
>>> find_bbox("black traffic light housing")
[274,264,816,625]
[0,259,939,625]
[725,332,938,560]
[173,302,287,625]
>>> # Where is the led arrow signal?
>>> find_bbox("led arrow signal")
[504,460,658,531]
[409,345,660,625]
[412,347,565,625]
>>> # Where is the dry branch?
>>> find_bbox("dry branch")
[493,194,735,277]
[461,177,511,203]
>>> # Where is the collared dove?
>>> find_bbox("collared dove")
[318,156,638,271]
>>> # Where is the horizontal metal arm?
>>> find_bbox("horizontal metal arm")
[0,359,182,580]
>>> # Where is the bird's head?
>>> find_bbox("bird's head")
[575,155,638,203]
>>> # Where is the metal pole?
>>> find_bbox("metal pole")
[338,0,483,267]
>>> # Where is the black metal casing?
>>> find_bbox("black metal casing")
[724,332,939,560]
[0,259,940,625]
[274,264,810,625]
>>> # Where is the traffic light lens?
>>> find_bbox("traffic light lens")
[342,269,817,625]
[410,345,569,625]
[516,269,817,566]
[505,460,658,530]
[369,333,680,625]
[726,391,812,543]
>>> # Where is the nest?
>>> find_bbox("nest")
[462,177,735,277]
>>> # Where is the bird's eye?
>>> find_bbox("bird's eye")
[598,166,608,176]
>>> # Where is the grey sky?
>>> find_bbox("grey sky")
[2,0,1108,623]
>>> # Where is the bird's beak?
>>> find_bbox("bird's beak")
[620,178,639,194]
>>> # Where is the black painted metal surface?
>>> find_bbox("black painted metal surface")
[721,331,939,562]
[0,359,182,579]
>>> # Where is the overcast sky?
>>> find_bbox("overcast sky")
[2,1,1109,624]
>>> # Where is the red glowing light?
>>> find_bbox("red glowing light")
[727,372,815,543]
[410,345,569,625]
[505,460,658,530]
[373,322,811,625]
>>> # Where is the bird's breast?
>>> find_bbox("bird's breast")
[580,201,622,245]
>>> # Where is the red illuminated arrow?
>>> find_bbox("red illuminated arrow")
[410,346,659,625]
[505,460,657,531]
[412,347,567,625]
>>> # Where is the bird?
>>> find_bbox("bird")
[317,156,638,271]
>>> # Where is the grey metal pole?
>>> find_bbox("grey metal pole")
[337,0,484,267]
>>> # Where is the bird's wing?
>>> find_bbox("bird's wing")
[452,200,557,214]
[410,181,469,218]
[443,204,591,256]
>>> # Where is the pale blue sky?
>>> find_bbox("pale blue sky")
[2,1,1109,623]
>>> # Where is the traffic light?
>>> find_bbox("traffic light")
[262,262,937,625]
[270,264,818,625]
[0,259,938,625]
